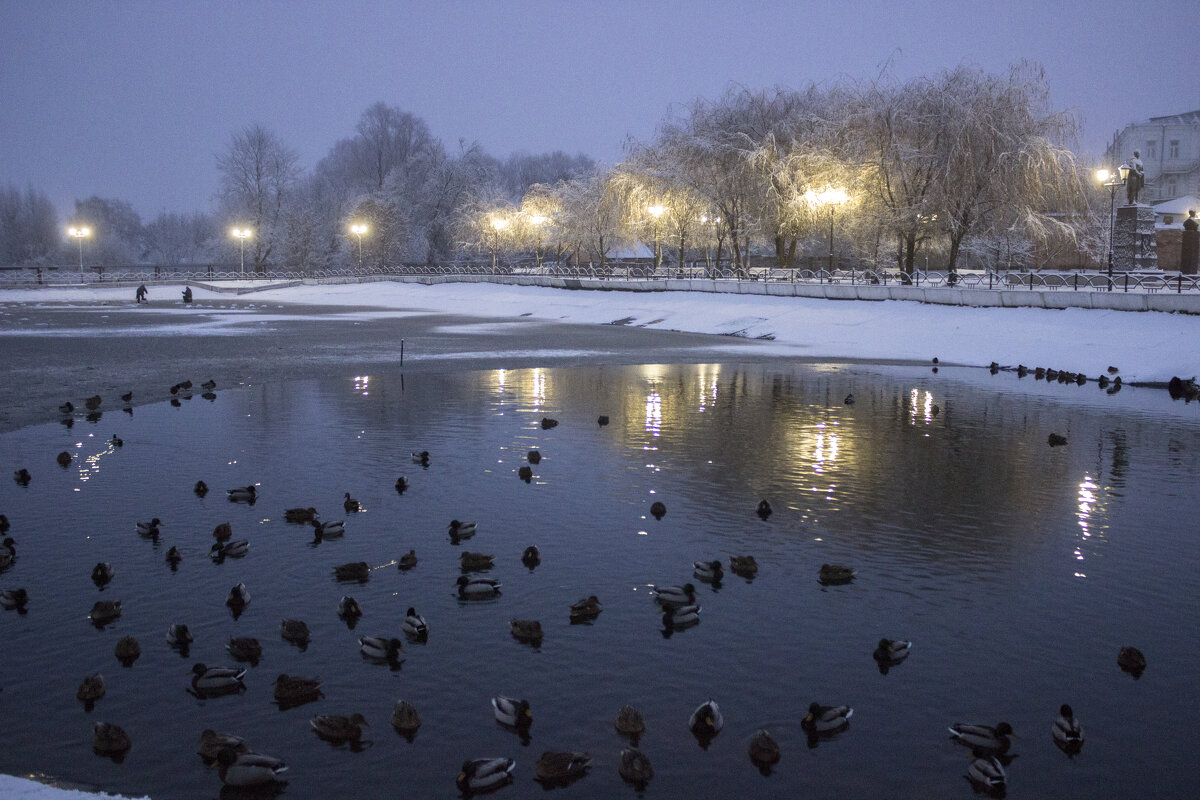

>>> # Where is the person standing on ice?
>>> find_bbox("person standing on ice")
[135,284,148,303]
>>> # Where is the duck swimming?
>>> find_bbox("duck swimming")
[226,583,250,609]
[1053,704,1084,753]
[402,608,428,639]
[92,722,130,755]
[448,519,477,540]
[461,551,494,571]
[226,637,262,663]
[663,604,701,629]
[398,549,418,570]
[334,561,370,582]
[569,595,602,622]
[614,705,646,736]
[693,560,723,582]
[618,748,653,786]
[394,476,408,493]
[649,501,666,519]
[166,623,193,647]
[729,555,759,577]
[803,702,854,734]
[190,663,247,694]
[280,619,310,647]
[510,619,543,644]
[1,588,29,610]
[216,747,288,787]
[284,507,318,524]
[91,562,114,587]
[13,469,31,486]
[226,485,257,503]
[197,729,247,762]
[873,638,912,665]
[948,721,1014,754]
[114,636,140,665]
[456,575,501,599]
[343,493,360,513]
[338,596,363,620]
[135,518,163,536]
[966,751,1007,792]
[818,563,856,585]
[521,545,541,567]
[492,695,532,728]
[391,700,421,734]
[210,539,249,559]
[89,600,122,625]
[313,519,345,538]
[193,480,208,497]
[689,700,723,736]
[310,713,368,744]
[273,674,323,703]
[748,729,781,766]
[457,758,515,793]
[535,752,592,784]
[212,522,232,542]
[653,583,696,607]
[359,635,404,662]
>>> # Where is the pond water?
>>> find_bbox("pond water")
[1,362,1198,799]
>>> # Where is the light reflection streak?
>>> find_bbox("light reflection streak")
[908,388,935,425]
[353,375,369,396]
[645,392,662,437]
[1074,474,1099,578]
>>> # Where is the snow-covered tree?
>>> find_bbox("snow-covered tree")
[0,183,59,265]
[216,124,301,270]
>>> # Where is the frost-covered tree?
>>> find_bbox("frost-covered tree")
[72,196,143,265]
[216,124,301,270]
[143,211,215,266]
[0,183,59,265]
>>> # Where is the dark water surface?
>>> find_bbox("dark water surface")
[1,363,1198,799]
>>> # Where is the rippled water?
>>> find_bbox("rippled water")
[1,363,1198,799]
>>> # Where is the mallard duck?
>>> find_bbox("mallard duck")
[212,522,232,542]
[749,729,781,765]
[210,539,249,559]
[226,582,250,608]
[614,705,645,736]
[85,395,102,410]
[136,518,163,536]
[273,673,323,703]
[0,538,14,570]
[1,588,29,610]
[518,465,533,482]
[359,635,404,662]
[457,758,515,793]
[90,600,122,625]
[56,451,72,467]
[1052,704,1084,752]
[522,545,541,567]
[197,729,247,761]
[649,501,666,519]
[1048,432,1068,447]
[756,499,772,519]
[411,450,430,465]
[492,695,532,728]
[541,417,558,429]
[0,514,7,533]
[313,519,345,538]
[167,623,193,647]
[398,549,418,570]
[110,435,123,447]
[569,595,602,622]
[618,748,653,785]
[456,575,501,599]
[191,663,246,693]
[873,638,912,664]
[194,480,208,497]
[280,619,310,646]
[948,721,1014,754]
[338,595,363,619]
[402,608,428,639]
[818,563,856,585]
[92,721,130,755]
[966,751,1007,792]
[689,699,723,736]
[527,449,542,464]
[597,415,609,426]
[284,507,318,523]
[843,392,855,405]
[201,379,216,391]
[334,561,370,581]
[114,635,140,665]
[311,713,368,744]
[59,401,74,414]
[217,747,288,786]
[663,604,700,629]
[13,468,31,486]
[391,700,421,733]
[510,619,543,644]
[77,673,106,703]
[729,555,759,577]
[394,476,409,493]
[226,485,257,503]
[343,492,360,513]
[1118,645,1146,675]
[693,560,723,582]
[536,751,592,783]
[460,551,494,570]
[165,546,182,566]
[448,519,477,539]
[653,583,696,607]
[803,702,854,734]
[226,637,262,662]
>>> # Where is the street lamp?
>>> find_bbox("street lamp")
[230,227,252,277]
[489,217,509,272]
[67,226,91,277]
[528,214,547,271]
[1097,166,1129,287]
[647,204,666,273]
[806,187,849,275]
[349,222,368,267]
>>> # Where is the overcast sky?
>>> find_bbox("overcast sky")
[2,0,1196,220]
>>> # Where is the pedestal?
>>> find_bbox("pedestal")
[1182,230,1199,275]
[1113,204,1158,272]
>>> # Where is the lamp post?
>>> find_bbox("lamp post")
[806,187,849,275]
[528,214,546,272]
[67,226,90,277]
[349,223,368,267]
[489,217,508,273]
[647,204,665,274]
[230,227,252,277]
[1097,166,1129,288]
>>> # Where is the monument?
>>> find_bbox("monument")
[1183,210,1199,275]
[1111,151,1158,273]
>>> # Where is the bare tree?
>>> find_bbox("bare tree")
[216,124,301,270]
[73,196,143,265]
[143,211,215,266]
[0,183,59,265]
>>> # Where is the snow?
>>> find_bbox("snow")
[0,775,147,800]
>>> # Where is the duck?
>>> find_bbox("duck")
[1053,704,1084,752]
[803,702,854,734]
[653,583,696,607]
[343,492,360,513]
[510,619,543,644]
[57,451,72,467]
[0,515,7,533]
[456,575,501,599]
[1118,645,1147,675]
[91,562,114,586]
[280,619,310,647]
[402,608,428,639]
[693,560,723,582]
[217,747,288,786]
[197,729,247,762]
[121,391,133,403]
[729,555,759,577]
[535,751,592,784]
[76,673,106,704]
[649,501,666,519]
[0,536,16,566]
[618,748,653,785]
[190,663,247,694]
[310,713,368,744]
[756,499,772,519]
[394,476,409,494]
[541,417,558,429]
[569,595,602,622]
[166,623,193,647]
[89,600,122,625]
[614,705,646,736]
[873,638,912,664]
[1,588,29,610]
[338,596,363,620]
[749,729,781,766]
[284,507,318,523]
[947,721,1015,754]
[13,468,31,485]
[843,392,855,405]
[966,751,1007,792]
[273,673,323,703]
[689,700,723,736]
[313,519,345,538]
[522,545,541,567]
[492,695,532,728]
[226,485,257,503]
[92,722,131,755]
[411,450,430,465]
[165,546,182,566]
[226,637,262,662]
[85,395,102,410]
[212,522,232,542]
[201,379,216,391]
[460,551,494,570]
[597,415,610,426]
[59,401,74,414]
[1047,432,1068,447]
[135,518,163,536]
[359,635,404,662]
[818,563,856,585]
[113,636,140,665]
[663,604,701,629]
[391,700,421,734]
[457,758,515,793]
[110,434,123,447]
[398,549,418,570]
[527,449,542,464]
[226,583,250,609]
[210,539,249,559]
[334,561,370,582]
[518,465,533,482]
[193,480,208,497]
[448,519,477,539]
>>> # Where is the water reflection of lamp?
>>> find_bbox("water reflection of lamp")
[645,392,662,437]
[1074,474,1098,579]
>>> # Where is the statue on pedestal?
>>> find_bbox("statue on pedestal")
[1125,150,1145,205]
[1182,209,1199,275]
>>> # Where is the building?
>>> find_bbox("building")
[1104,110,1200,203]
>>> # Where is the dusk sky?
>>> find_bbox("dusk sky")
[2,0,1196,220]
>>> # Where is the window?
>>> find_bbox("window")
[1145,141,1158,159]
[1169,139,1179,159]
[1166,176,1178,197]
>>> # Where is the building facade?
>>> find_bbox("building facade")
[1104,110,1200,203]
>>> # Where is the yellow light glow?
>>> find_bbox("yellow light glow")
[350,223,368,236]
[647,204,665,218]
[806,187,850,207]
[231,227,252,240]
[529,215,547,225]
[490,217,509,231]
[1095,168,1110,183]
[67,226,91,239]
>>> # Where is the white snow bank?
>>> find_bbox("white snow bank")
[0,775,147,800]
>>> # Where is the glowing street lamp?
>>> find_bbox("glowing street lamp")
[349,222,368,267]
[67,226,91,276]
[528,214,547,271]
[230,227,252,277]
[489,217,509,272]
[647,204,666,272]
[1097,166,1129,287]
[806,187,849,274]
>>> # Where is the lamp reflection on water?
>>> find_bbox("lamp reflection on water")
[696,365,719,413]
[909,388,935,425]
[645,391,662,438]
[353,375,369,396]
[1074,474,1102,579]
[74,433,123,489]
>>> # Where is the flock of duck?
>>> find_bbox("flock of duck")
[0,387,1149,799]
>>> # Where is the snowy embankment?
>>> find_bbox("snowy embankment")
[0,775,147,800]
